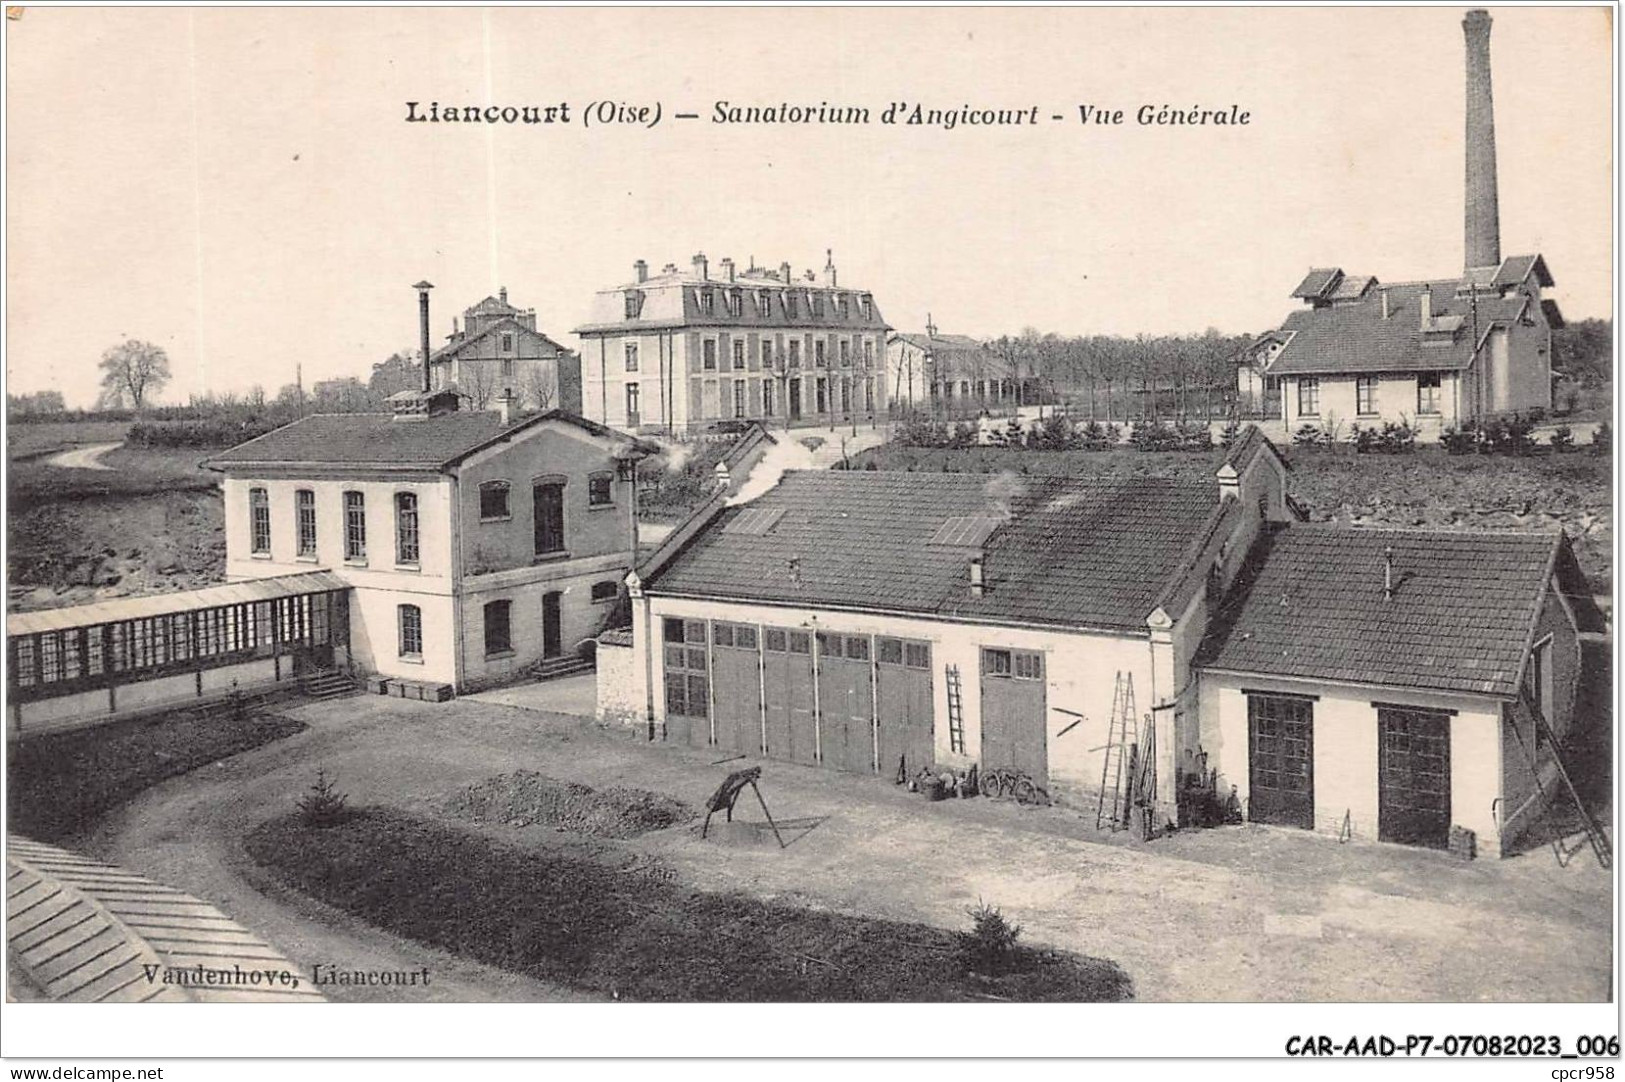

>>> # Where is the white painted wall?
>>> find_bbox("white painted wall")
[595,640,642,727]
[1200,670,1507,854]
[642,593,1156,805]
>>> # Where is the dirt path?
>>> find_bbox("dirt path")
[42,442,121,470]
[80,709,582,1003]
[82,694,1612,1002]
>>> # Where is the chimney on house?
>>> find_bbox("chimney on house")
[499,286,508,305]
[1383,545,1395,602]
[823,249,837,287]
[787,558,803,587]
[1463,8,1501,272]
[634,259,648,283]
[780,261,792,284]
[496,389,515,425]
[720,257,736,283]
[1419,285,1433,328]
[662,263,678,275]
[413,280,434,393]
[1380,288,1391,320]
[969,553,986,597]
[925,313,938,339]
[693,252,709,280]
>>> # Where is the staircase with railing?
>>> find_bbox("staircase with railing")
[1505,687,1611,869]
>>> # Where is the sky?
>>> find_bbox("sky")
[5,6,1614,407]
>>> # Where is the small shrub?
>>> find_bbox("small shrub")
[1350,423,1377,455]
[1375,419,1416,454]
[1478,416,1507,454]
[1502,412,1536,456]
[1131,419,1177,452]
[1441,423,1478,456]
[1175,423,1213,452]
[296,769,350,828]
[960,900,1023,976]
[1292,424,1322,449]
[1548,425,1576,454]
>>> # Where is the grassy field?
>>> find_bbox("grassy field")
[247,806,1133,1002]
[9,444,216,508]
[6,419,132,461]
[853,443,1614,595]
[8,708,307,843]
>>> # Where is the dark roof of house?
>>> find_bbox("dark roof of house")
[1291,268,1343,300]
[890,333,1010,379]
[646,470,1221,633]
[1221,424,1289,476]
[429,317,568,364]
[1268,277,1532,376]
[1197,523,1580,697]
[204,409,651,472]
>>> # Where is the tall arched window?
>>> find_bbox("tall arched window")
[398,604,422,658]
[395,491,420,565]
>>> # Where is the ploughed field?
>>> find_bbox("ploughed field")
[852,444,1615,597]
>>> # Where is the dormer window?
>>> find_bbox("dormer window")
[500,333,514,353]
[698,289,715,316]
[727,289,744,317]
[811,293,826,318]
[783,291,799,318]
[838,294,851,319]
[756,290,772,316]
[624,290,644,319]
[860,294,874,320]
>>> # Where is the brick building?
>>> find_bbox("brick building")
[429,288,582,414]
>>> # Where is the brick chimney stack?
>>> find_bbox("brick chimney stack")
[1463,8,1501,273]
[413,280,434,393]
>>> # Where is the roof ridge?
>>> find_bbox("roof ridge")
[1286,521,1561,539]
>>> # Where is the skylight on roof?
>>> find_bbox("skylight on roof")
[928,513,1004,548]
[726,507,786,536]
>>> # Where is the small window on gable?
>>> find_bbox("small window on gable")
[588,472,614,507]
[500,333,514,353]
[479,481,511,521]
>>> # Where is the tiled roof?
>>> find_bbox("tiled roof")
[1291,268,1343,299]
[1198,524,1572,697]
[204,409,650,472]
[429,317,568,364]
[646,470,1220,633]
[1268,278,1529,376]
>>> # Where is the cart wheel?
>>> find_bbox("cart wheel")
[1012,777,1037,804]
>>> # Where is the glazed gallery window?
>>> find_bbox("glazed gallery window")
[662,617,709,718]
[395,491,420,565]
[295,489,317,557]
[533,481,565,555]
[249,488,271,554]
[1417,371,1442,415]
[625,342,639,372]
[398,604,423,658]
[343,491,366,560]
[479,481,511,521]
[484,600,512,657]
[1296,377,1320,417]
[1356,375,1379,416]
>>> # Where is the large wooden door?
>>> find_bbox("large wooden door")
[1248,693,1314,829]
[533,483,565,556]
[711,621,762,755]
[816,632,876,773]
[876,638,934,778]
[1378,707,1451,849]
[979,648,1047,789]
[762,628,817,764]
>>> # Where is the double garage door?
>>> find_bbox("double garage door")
[1247,692,1452,849]
[663,618,934,774]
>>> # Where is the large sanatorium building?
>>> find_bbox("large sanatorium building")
[600,427,1600,857]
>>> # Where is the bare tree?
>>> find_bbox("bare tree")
[518,364,557,412]
[459,360,499,410]
[97,339,171,409]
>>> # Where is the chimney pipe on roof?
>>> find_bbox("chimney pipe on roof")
[634,259,648,283]
[1380,288,1391,320]
[693,252,709,280]
[413,280,434,393]
[1463,9,1501,272]
[780,261,792,284]
[720,257,736,283]
[1383,545,1395,602]
[1419,285,1433,328]
[499,286,508,305]
[969,553,986,597]
[823,248,837,288]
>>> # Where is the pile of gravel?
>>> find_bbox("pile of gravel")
[445,771,695,839]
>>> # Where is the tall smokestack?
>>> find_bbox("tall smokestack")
[1463,9,1501,273]
[413,280,434,393]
